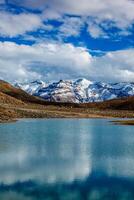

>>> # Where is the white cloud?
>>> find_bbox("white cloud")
[87,22,108,39]
[43,9,61,20]
[9,0,134,29]
[0,41,91,82]
[91,49,134,82]
[0,41,134,83]
[59,17,84,37]
[0,12,42,37]
[1,0,134,39]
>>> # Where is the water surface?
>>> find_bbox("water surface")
[0,119,134,200]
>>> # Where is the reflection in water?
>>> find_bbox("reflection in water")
[0,119,93,184]
[0,119,134,199]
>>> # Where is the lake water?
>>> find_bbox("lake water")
[0,119,134,200]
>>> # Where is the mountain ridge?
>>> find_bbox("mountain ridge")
[15,78,134,103]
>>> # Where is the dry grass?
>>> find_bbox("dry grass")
[0,106,18,122]
[0,92,24,105]
[81,96,134,110]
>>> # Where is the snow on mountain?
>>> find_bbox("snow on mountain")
[36,80,78,103]
[15,80,46,95]
[73,78,92,102]
[15,79,134,103]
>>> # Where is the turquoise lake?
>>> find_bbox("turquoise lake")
[0,118,134,200]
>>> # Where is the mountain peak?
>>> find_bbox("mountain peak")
[74,78,92,87]
[31,80,45,85]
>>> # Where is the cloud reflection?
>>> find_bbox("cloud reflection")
[0,119,133,187]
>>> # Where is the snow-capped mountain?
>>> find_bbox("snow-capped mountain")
[15,80,46,95]
[15,79,134,103]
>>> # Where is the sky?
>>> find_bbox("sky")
[0,0,134,83]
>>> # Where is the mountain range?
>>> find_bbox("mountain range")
[0,79,134,122]
[15,78,134,103]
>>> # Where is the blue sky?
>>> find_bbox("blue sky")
[0,0,134,83]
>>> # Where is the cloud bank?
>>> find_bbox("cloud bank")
[0,41,134,83]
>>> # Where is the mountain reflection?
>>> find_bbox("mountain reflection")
[0,119,134,199]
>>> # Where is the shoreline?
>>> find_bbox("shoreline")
[1,118,134,126]
[111,120,134,126]
[1,117,134,125]
[0,114,112,123]
[0,104,134,125]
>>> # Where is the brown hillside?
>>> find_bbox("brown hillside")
[0,80,47,104]
[0,91,24,105]
[0,80,79,107]
[81,96,134,110]
[0,80,134,111]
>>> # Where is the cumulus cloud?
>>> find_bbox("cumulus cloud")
[0,12,43,37]
[0,41,91,82]
[0,41,134,83]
